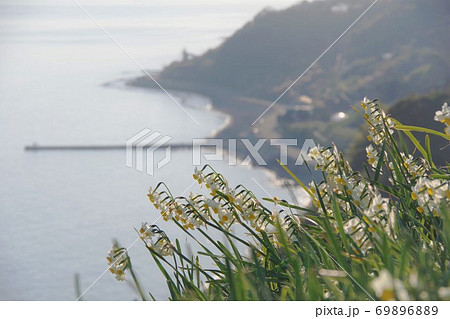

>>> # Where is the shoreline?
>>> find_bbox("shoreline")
[104,77,233,139]
[125,73,313,181]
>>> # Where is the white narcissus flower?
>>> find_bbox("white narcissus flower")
[138,223,173,256]
[233,192,246,211]
[369,192,389,215]
[208,181,220,196]
[400,153,427,178]
[153,237,173,256]
[411,177,429,213]
[204,198,220,214]
[411,177,450,215]
[344,218,368,251]
[346,181,369,209]
[307,145,338,174]
[361,97,371,108]
[218,208,233,226]
[308,146,321,162]
[425,178,449,200]
[147,186,161,206]
[112,264,126,281]
[192,167,205,184]
[434,102,450,124]
[139,222,158,241]
[242,207,258,222]
[371,269,410,301]
[106,244,129,281]
[366,144,379,168]
[223,187,236,203]
[434,102,450,135]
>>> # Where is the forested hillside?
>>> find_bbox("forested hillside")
[159,0,449,112]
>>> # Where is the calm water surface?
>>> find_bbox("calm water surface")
[0,0,302,300]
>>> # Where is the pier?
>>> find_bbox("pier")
[24,143,214,151]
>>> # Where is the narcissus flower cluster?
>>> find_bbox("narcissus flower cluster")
[308,143,394,253]
[362,97,394,145]
[106,243,129,281]
[107,97,449,300]
[138,222,172,256]
[148,168,276,232]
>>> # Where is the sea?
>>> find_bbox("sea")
[0,0,305,300]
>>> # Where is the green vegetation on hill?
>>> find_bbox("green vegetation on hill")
[160,0,449,112]
[151,0,450,155]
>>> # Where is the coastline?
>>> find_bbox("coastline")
[104,77,233,139]
[126,72,313,181]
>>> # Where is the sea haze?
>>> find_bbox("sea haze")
[0,0,303,300]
